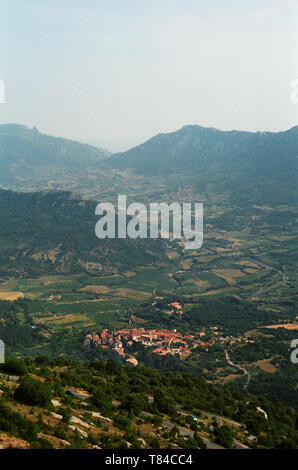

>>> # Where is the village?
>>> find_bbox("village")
[84,320,251,366]
[85,327,208,366]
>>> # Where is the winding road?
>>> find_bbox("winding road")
[140,411,223,449]
[225,350,251,395]
[247,258,288,301]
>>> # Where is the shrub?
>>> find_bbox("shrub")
[113,413,132,431]
[1,357,28,376]
[0,399,38,441]
[31,438,54,449]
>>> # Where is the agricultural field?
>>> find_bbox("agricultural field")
[0,175,297,408]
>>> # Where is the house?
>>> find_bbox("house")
[126,357,138,366]
[170,302,182,310]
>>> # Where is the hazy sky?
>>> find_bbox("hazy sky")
[1,0,298,151]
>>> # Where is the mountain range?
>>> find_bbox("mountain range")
[110,125,298,177]
[1,123,298,181]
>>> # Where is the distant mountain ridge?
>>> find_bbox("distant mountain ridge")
[110,125,298,176]
[0,124,110,186]
[1,123,297,204]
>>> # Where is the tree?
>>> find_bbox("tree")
[154,388,176,416]
[14,376,52,407]
[105,359,119,375]
[121,393,147,416]
[214,424,234,449]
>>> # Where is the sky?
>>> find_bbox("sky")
[1,0,298,151]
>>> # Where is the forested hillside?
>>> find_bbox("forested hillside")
[0,189,167,278]
[0,357,297,449]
